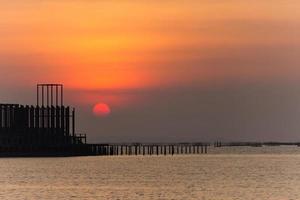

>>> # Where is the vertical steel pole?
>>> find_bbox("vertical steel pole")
[4,105,7,128]
[37,85,39,106]
[0,105,2,130]
[72,108,75,137]
[56,85,58,107]
[35,106,39,129]
[61,106,65,136]
[51,85,53,106]
[61,85,63,106]
[42,85,44,107]
[46,85,49,107]
[65,106,70,136]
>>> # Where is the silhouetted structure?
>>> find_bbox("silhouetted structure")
[0,84,88,156]
[85,143,209,156]
[0,84,209,157]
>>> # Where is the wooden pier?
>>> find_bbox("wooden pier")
[85,143,209,156]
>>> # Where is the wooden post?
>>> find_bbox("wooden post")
[138,145,141,155]
[135,145,137,156]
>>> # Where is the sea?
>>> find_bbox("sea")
[0,146,300,200]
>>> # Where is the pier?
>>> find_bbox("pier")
[86,143,209,156]
[213,141,300,147]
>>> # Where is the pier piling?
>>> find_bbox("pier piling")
[81,143,209,156]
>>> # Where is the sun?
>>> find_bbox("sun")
[93,103,111,117]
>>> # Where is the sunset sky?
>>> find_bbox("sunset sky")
[0,0,300,142]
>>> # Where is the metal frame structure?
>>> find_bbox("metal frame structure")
[0,84,85,147]
[37,84,63,107]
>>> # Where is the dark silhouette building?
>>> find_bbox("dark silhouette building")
[0,84,87,156]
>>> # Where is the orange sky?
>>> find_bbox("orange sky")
[1,0,299,91]
[1,0,300,142]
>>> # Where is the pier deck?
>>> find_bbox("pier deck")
[86,143,209,156]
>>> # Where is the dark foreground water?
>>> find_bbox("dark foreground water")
[0,146,300,199]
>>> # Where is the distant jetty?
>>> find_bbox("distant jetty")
[214,141,300,147]
[0,84,209,157]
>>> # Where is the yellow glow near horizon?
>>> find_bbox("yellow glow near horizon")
[0,0,299,90]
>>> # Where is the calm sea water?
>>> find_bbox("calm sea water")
[1,146,300,200]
